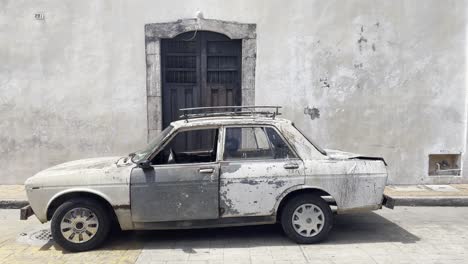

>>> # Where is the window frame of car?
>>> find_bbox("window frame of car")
[147,125,222,167]
[220,124,301,162]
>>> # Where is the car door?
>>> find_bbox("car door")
[219,125,305,217]
[130,127,220,222]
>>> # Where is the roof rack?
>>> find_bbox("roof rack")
[179,105,282,121]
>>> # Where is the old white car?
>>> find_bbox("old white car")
[21,106,391,252]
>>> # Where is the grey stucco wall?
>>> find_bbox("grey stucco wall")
[0,0,466,184]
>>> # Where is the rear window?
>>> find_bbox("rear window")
[292,124,327,156]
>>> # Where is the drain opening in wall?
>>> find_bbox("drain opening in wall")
[428,154,461,176]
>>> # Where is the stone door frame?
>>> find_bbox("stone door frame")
[145,18,257,141]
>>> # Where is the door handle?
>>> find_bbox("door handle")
[284,163,299,169]
[199,168,214,174]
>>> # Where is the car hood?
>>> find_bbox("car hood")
[325,149,387,165]
[44,157,121,171]
[25,157,132,187]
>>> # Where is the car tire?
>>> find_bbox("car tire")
[280,194,333,244]
[50,198,111,252]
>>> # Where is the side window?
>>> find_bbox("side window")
[152,128,218,165]
[264,127,296,159]
[223,126,296,160]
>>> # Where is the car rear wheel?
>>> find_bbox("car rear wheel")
[51,198,111,252]
[280,194,333,244]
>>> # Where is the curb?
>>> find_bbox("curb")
[391,196,468,207]
[0,200,29,209]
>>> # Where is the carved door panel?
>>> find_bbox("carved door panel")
[161,31,241,128]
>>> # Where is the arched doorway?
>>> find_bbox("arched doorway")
[144,18,256,141]
[161,31,242,128]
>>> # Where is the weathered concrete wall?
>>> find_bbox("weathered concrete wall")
[260,0,467,185]
[0,0,466,184]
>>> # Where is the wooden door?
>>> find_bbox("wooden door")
[161,31,242,128]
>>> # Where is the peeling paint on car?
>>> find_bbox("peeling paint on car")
[219,160,305,217]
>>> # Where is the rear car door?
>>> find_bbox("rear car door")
[219,125,305,217]
[130,127,220,222]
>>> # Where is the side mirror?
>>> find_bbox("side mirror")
[137,159,152,169]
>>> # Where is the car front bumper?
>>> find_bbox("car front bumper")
[20,205,34,220]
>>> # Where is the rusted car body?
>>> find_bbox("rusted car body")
[22,106,390,251]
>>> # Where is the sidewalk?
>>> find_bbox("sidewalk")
[385,184,468,206]
[1,184,468,209]
[0,185,28,208]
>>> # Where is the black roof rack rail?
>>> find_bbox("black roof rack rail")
[179,105,282,121]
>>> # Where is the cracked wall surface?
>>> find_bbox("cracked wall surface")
[0,0,466,184]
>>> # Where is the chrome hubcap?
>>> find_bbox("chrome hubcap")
[60,207,99,243]
[292,203,325,237]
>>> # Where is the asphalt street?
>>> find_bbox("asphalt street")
[2,207,467,263]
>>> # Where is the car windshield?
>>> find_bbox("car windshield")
[132,125,174,162]
[292,124,327,156]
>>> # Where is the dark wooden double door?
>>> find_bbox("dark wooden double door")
[161,31,242,128]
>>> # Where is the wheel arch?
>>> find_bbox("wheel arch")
[275,185,336,221]
[46,188,116,222]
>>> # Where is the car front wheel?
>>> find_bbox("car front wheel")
[50,198,111,252]
[280,194,333,244]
